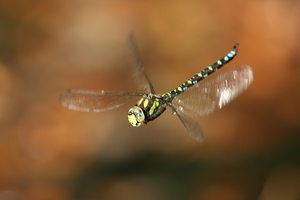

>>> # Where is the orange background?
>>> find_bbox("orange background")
[0,1,299,199]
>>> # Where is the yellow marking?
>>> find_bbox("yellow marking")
[177,87,183,92]
[198,73,203,77]
[137,98,143,106]
[128,114,137,124]
[149,104,156,115]
[154,100,160,107]
[187,80,192,84]
[143,99,149,108]
[208,66,213,71]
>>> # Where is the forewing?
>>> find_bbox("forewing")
[172,65,253,117]
[128,34,155,93]
[60,89,143,112]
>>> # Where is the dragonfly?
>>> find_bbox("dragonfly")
[60,35,253,141]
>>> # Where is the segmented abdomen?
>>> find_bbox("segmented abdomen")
[163,44,239,101]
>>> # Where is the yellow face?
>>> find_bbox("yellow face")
[128,106,145,127]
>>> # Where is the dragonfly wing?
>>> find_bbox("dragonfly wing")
[60,89,143,112]
[168,105,204,142]
[128,33,155,94]
[172,65,253,117]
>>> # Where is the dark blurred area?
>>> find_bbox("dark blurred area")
[0,1,300,200]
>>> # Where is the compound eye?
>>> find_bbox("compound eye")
[136,111,143,121]
[127,106,145,127]
[128,113,140,127]
[134,107,145,123]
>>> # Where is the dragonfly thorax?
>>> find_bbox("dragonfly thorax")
[127,94,167,127]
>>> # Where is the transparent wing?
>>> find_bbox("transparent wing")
[128,33,155,93]
[168,105,204,142]
[60,89,143,112]
[172,65,253,117]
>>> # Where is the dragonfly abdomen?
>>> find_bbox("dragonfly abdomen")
[163,43,239,100]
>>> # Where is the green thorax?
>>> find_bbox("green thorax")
[136,94,166,123]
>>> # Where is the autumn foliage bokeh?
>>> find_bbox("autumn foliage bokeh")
[0,1,299,200]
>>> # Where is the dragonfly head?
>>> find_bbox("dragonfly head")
[128,106,145,127]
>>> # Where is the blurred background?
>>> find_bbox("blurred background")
[0,0,300,199]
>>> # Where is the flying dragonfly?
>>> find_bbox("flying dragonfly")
[60,35,253,141]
